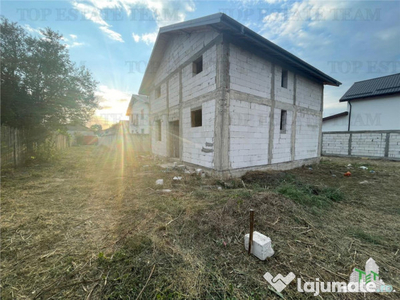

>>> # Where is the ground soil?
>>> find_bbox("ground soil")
[1,146,399,299]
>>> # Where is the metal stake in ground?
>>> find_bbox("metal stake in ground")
[248,209,254,255]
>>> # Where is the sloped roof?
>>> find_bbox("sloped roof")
[126,94,149,116]
[340,73,400,102]
[322,111,348,121]
[139,13,341,95]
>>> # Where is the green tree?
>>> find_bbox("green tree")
[1,17,98,150]
[90,124,102,133]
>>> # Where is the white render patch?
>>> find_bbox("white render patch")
[182,99,215,168]
[229,100,270,169]
[244,231,274,260]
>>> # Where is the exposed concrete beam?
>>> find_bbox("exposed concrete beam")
[214,35,230,172]
[268,64,275,164]
[291,74,297,161]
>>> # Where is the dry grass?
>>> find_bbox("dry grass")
[1,146,399,299]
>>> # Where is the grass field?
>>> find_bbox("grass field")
[1,145,399,299]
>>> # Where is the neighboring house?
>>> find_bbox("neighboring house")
[139,13,341,177]
[323,73,400,132]
[322,111,349,132]
[126,94,150,135]
[66,124,95,145]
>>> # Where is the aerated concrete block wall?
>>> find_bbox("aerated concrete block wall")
[322,131,400,159]
[182,100,216,168]
[227,42,323,174]
[148,31,326,176]
[148,30,221,162]
[229,100,270,168]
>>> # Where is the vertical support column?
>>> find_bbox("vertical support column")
[166,81,170,157]
[384,132,390,157]
[268,64,275,164]
[317,84,324,157]
[179,70,183,160]
[214,36,230,173]
[291,74,297,161]
[149,91,153,154]
[348,133,353,156]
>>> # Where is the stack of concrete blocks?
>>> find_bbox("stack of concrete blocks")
[244,231,274,260]
[147,28,327,177]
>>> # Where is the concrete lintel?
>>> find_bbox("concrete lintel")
[229,90,272,106]
[182,89,223,109]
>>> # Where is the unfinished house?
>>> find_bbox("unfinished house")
[139,13,341,177]
[126,94,150,135]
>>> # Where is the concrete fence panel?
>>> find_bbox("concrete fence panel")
[322,130,400,160]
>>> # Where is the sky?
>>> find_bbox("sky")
[2,0,399,128]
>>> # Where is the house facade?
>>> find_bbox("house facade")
[322,73,400,159]
[139,13,341,177]
[66,124,95,146]
[126,94,150,135]
[323,73,400,132]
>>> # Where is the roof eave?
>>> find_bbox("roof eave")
[139,13,341,94]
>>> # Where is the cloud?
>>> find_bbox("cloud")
[132,33,140,42]
[141,31,158,44]
[72,1,124,42]
[257,0,400,114]
[96,85,131,103]
[70,34,78,39]
[132,31,157,45]
[71,0,196,44]
[66,41,85,48]
[23,24,43,36]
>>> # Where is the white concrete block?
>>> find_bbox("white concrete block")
[244,231,274,260]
